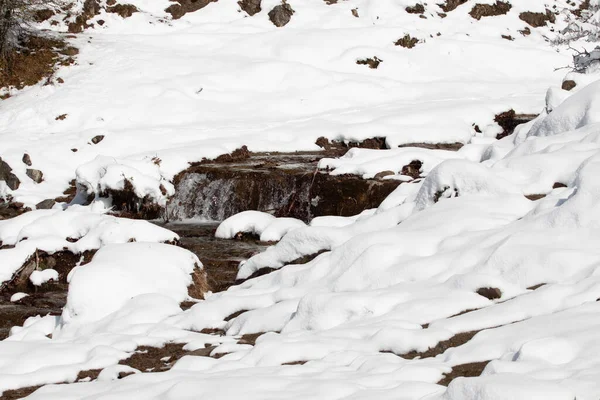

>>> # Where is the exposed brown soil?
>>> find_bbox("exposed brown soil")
[1,385,44,400]
[525,193,546,201]
[68,0,101,33]
[494,110,538,140]
[469,1,512,20]
[399,330,479,360]
[395,34,419,49]
[438,0,467,13]
[438,361,491,386]
[527,283,546,290]
[476,287,502,300]
[397,142,463,151]
[0,35,76,91]
[519,9,556,27]
[562,80,577,91]
[107,4,139,18]
[166,0,218,19]
[401,160,423,179]
[356,57,382,69]
[315,136,387,152]
[118,343,222,372]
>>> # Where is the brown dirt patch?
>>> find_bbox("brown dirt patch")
[395,34,419,49]
[119,342,222,372]
[476,287,502,300]
[166,0,217,19]
[469,1,512,20]
[494,110,538,140]
[519,9,555,27]
[438,360,491,386]
[1,385,44,400]
[525,193,546,201]
[438,0,467,12]
[107,4,139,18]
[0,35,76,91]
[406,4,425,14]
[397,142,463,151]
[399,330,479,360]
[356,57,382,69]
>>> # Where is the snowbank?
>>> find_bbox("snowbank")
[215,211,305,242]
[62,242,201,325]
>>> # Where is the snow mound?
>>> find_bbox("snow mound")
[216,211,305,242]
[30,269,59,286]
[75,156,174,207]
[62,242,201,325]
[0,204,178,285]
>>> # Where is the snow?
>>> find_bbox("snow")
[1,0,600,399]
[0,0,575,208]
[30,269,59,286]
[9,292,29,302]
[215,211,306,242]
[61,242,201,326]
[0,204,178,285]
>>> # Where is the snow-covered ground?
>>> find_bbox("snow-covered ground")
[0,0,577,206]
[1,0,600,398]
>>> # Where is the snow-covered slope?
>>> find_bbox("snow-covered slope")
[0,0,579,206]
[2,0,600,399]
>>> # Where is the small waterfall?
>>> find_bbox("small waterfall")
[167,154,400,222]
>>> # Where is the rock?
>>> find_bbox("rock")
[34,9,55,23]
[438,0,467,13]
[519,9,555,28]
[406,4,425,14]
[395,34,419,49]
[561,80,577,91]
[68,0,101,33]
[374,171,395,180]
[165,0,217,19]
[91,135,105,144]
[268,2,295,27]
[494,110,538,140]
[356,57,383,69]
[351,8,359,17]
[107,4,139,18]
[469,1,511,20]
[401,160,422,179]
[36,199,56,210]
[26,169,44,184]
[0,158,20,190]
[553,182,567,189]
[476,287,502,300]
[22,154,32,167]
[238,0,261,16]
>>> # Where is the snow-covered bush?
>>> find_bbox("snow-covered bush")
[552,0,600,44]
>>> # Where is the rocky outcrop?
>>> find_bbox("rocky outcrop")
[268,2,295,27]
[469,1,511,20]
[169,152,400,222]
[166,0,218,19]
[238,0,262,16]
[0,158,20,191]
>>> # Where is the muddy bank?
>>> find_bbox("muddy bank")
[168,152,400,222]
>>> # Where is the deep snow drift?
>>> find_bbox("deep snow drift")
[1,0,600,399]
